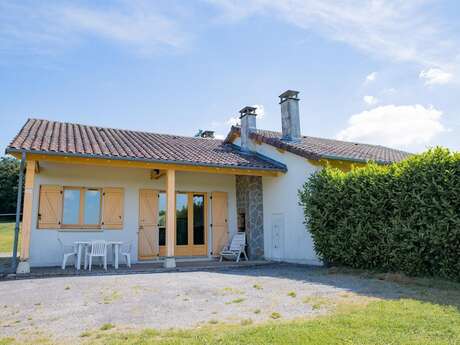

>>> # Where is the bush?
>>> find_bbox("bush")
[299,147,460,281]
[0,156,21,215]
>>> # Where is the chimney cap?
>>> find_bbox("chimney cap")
[195,129,215,139]
[279,90,300,103]
[239,106,257,118]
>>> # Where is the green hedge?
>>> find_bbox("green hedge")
[299,148,460,281]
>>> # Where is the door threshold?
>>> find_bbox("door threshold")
[137,256,214,264]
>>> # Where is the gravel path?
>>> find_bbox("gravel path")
[0,263,418,342]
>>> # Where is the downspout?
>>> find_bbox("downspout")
[11,151,25,273]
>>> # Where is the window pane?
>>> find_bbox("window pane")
[193,195,205,245]
[84,189,101,224]
[158,193,166,246]
[63,189,80,224]
[158,193,166,227]
[159,227,166,246]
[176,193,188,245]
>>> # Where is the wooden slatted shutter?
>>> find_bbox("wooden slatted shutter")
[211,191,229,255]
[37,185,63,229]
[102,187,124,229]
[138,189,159,259]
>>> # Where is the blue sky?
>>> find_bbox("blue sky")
[1,0,459,153]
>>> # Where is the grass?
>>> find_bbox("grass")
[0,222,20,253]
[100,323,115,331]
[221,287,244,295]
[2,269,460,345]
[69,298,460,345]
[101,290,122,304]
[225,298,245,305]
[270,312,282,319]
[303,296,333,310]
[287,291,297,298]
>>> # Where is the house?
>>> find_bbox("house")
[5,90,410,273]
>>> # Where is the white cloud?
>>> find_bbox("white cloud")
[209,1,459,69]
[0,1,187,57]
[253,104,265,119]
[224,104,264,127]
[336,104,445,148]
[363,95,378,105]
[226,115,240,126]
[419,68,453,85]
[365,72,377,83]
[382,88,397,95]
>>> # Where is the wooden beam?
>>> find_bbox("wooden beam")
[10,153,283,177]
[20,160,36,261]
[165,169,175,257]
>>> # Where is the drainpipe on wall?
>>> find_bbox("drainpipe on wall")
[239,106,257,153]
[11,151,25,273]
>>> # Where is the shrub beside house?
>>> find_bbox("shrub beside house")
[299,147,460,281]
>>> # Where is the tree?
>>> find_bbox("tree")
[0,156,21,215]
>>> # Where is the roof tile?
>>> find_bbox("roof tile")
[225,127,410,164]
[6,119,286,172]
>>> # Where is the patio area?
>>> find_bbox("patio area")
[3,258,269,280]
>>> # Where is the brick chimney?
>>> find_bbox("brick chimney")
[279,90,301,141]
[239,106,257,153]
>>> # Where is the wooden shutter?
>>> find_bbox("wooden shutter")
[138,189,159,259]
[102,187,124,229]
[211,192,228,255]
[37,185,63,229]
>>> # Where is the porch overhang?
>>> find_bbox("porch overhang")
[6,149,287,177]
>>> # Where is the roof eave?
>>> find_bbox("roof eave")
[5,147,287,173]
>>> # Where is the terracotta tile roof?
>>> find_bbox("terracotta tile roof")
[6,119,287,172]
[225,126,411,164]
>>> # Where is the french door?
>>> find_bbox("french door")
[158,192,208,257]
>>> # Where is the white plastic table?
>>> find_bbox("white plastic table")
[107,241,123,269]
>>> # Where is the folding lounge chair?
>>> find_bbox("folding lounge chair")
[219,232,248,262]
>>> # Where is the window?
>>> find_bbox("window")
[176,193,188,245]
[62,187,102,228]
[158,192,166,246]
[193,194,205,245]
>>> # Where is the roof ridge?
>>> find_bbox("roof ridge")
[255,127,411,155]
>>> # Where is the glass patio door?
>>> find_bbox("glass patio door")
[157,192,207,257]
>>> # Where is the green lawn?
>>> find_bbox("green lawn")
[80,299,460,345]
[3,294,457,345]
[0,222,20,253]
[0,247,459,345]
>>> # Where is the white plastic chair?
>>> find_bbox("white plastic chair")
[120,243,131,268]
[84,240,107,271]
[58,238,78,270]
[220,232,248,262]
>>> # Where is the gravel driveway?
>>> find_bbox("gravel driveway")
[0,263,418,342]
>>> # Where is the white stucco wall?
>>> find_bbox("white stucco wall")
[259,143,321,265]
[29,162,237,267]
[234,137,322,265]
